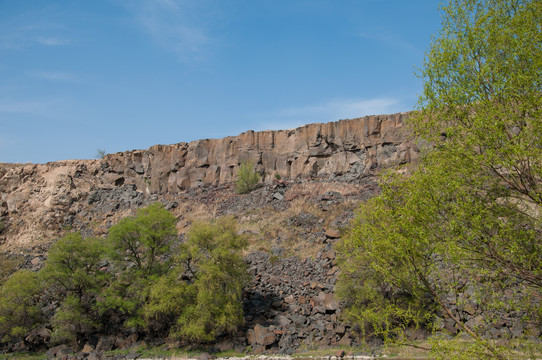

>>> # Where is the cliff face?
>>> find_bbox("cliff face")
[0,112,417,250]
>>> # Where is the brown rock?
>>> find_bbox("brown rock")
[95,335,115,352]
[338,334,352,346]
[25,327,51,344]
[246,329,255,345]
[46,344,72,358]
[325,228,341,239]
[253,324,276,346]
[81,343,95,354]
[335,325,346,335]
[284,294,296,304]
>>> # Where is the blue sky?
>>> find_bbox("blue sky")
[0,0,441,164]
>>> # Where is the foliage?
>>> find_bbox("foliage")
[235,160,260,194]
[95,149,106,159]
[145,216,248,342]
[0,253,24,286]
[0,270,42,343]
[337,0,541,359]
[40,232,108,343]
[107,202,177,276]
[101,203,177,330]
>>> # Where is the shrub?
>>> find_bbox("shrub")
[0,253,23,286]
[95,149,106,159]
[235,161,259,194]
[145,216,248,342]
[40,233,108,343]
[0,270,42,344]
[101,203,177,330]
[107,202,177,276]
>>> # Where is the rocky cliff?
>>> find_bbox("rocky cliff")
[0,112,416,250]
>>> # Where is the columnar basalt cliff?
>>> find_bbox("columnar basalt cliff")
[104,112,415,192]
[0,112,416,250]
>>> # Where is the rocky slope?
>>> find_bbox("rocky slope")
[0,112,539,359]
[0,112,416,251]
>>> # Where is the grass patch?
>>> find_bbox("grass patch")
[0,351,47,360]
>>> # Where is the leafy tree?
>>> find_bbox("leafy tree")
[145,216,248,342]
[338,0,541,358]
[0,270,42,344]
[235,160,260,194]
[101,203,177,330]
[39,232,108,344]
[107,202,177,276]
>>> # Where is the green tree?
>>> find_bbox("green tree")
[235,160,260,194]
[40,232,108,344]
[0,270,42,344]
[100,203,177,330]
[145,216,248,342]
[338,0,541,358]
[107,202,177,276]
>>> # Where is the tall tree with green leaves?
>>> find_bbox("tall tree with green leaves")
[39,233,108,344]
[100,202,178,330]
[0,270,42,344]
[337,0,541,358]
[145,216,248,342]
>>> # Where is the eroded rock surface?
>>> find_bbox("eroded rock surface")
[0,113,416,250]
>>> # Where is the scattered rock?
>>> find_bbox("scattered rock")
[325,228,341,239]
[46,344,72,358]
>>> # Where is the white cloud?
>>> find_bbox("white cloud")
[0,98,60,117]
[258,98,403,131]
[36,37,70,46]
[125,0,214,62]
[28,71,82,83]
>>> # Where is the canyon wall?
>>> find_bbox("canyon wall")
[0,112,417,250]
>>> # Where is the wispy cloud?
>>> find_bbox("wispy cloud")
[0,98,62,117]
[0,23,71,50]
[258,98,403,131]
[358,30,421,56]
[28,71,83,83]
[124,0,214,62]
[36,37,70,46]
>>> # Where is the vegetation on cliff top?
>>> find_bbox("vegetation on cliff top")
[337,0,541,359]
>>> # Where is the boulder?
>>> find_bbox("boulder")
[325,228,341,239]
[25,327,51,345]
[253,324,276,346]
[46,344,72,358]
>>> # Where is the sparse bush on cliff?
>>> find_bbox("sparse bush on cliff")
[235,160,259,194]
[337,0,542,358]
[145,216,248,342]
[95,149,106,159]
[0,270,42,344]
